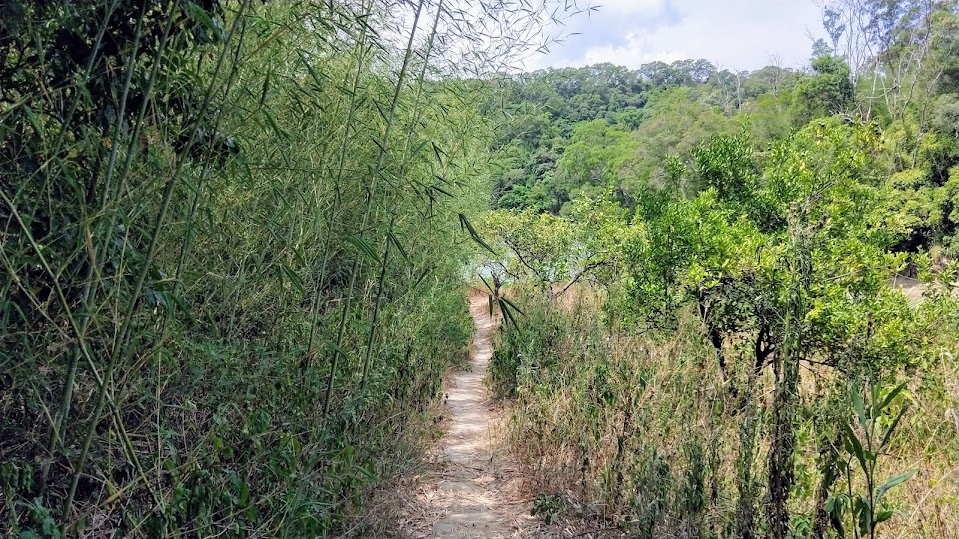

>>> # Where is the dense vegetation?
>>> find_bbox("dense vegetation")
[483,1,959,538]
[3,0,959,538]
[0,1,578,536]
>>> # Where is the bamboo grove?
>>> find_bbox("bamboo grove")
[0,1,582,536]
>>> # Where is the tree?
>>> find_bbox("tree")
[483,202,624,298]
[793,56,855,125]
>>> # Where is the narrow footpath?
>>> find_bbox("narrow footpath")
[397,294,534,538]
[394,294,619,539]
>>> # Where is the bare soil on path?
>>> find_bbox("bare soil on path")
[395,295,534,538]
[390,294,620,539]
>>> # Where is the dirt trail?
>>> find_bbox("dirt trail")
[396,295,535,538]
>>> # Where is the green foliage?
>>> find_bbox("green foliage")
[484,210,580,288]
[531,492,564,524]
[489,62,798,213]
[6,0,959,536]
[0,0,559,535]
[792,56,855,125]
[494,96,959,537]
[827,381,916,539]
[489,292,561,398]
[624,90,738,196]
[555,120,641,202]
[482,201,625,297]
[619,193,697,331]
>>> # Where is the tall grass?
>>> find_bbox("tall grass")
[495,286,959,538]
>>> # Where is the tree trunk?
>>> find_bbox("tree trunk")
[766,217,811,539]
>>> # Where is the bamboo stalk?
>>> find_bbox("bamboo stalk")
[324,0,426,417]
[361,0,445,390]
[61,1,252,523]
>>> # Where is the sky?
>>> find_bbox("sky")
[524,0,827,72]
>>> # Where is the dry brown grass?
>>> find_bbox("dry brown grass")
[497,290,959,538]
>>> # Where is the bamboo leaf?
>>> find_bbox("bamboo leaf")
[498,298,517,327]
[430,185,453,198]
[412,264,433,289]
[22,105,43,135]
[347,235,381,264]
[478,274,494,294]
[458,213,497,256]
[279,264,305,295]
[185,2,222,38]
[324,341,347,358]
[387,232,409,263]
[298,50,326,88]
[259,68,273,109]
[410,139,429,160]
[263,109,290,141]
[497,295,526,317]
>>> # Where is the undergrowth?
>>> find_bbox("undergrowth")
[494,287,959,539]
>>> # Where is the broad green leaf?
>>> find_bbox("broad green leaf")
[874,510,894,525]
[879,406,907,449]
[843,422,867,471]
[851,385,867,429]
[876,471,916,502]
[859,505,871,536]
[876,381,908,416]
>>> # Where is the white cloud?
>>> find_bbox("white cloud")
[593,0,669,15]
[581,31,688,66]
[530,0,826,71]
